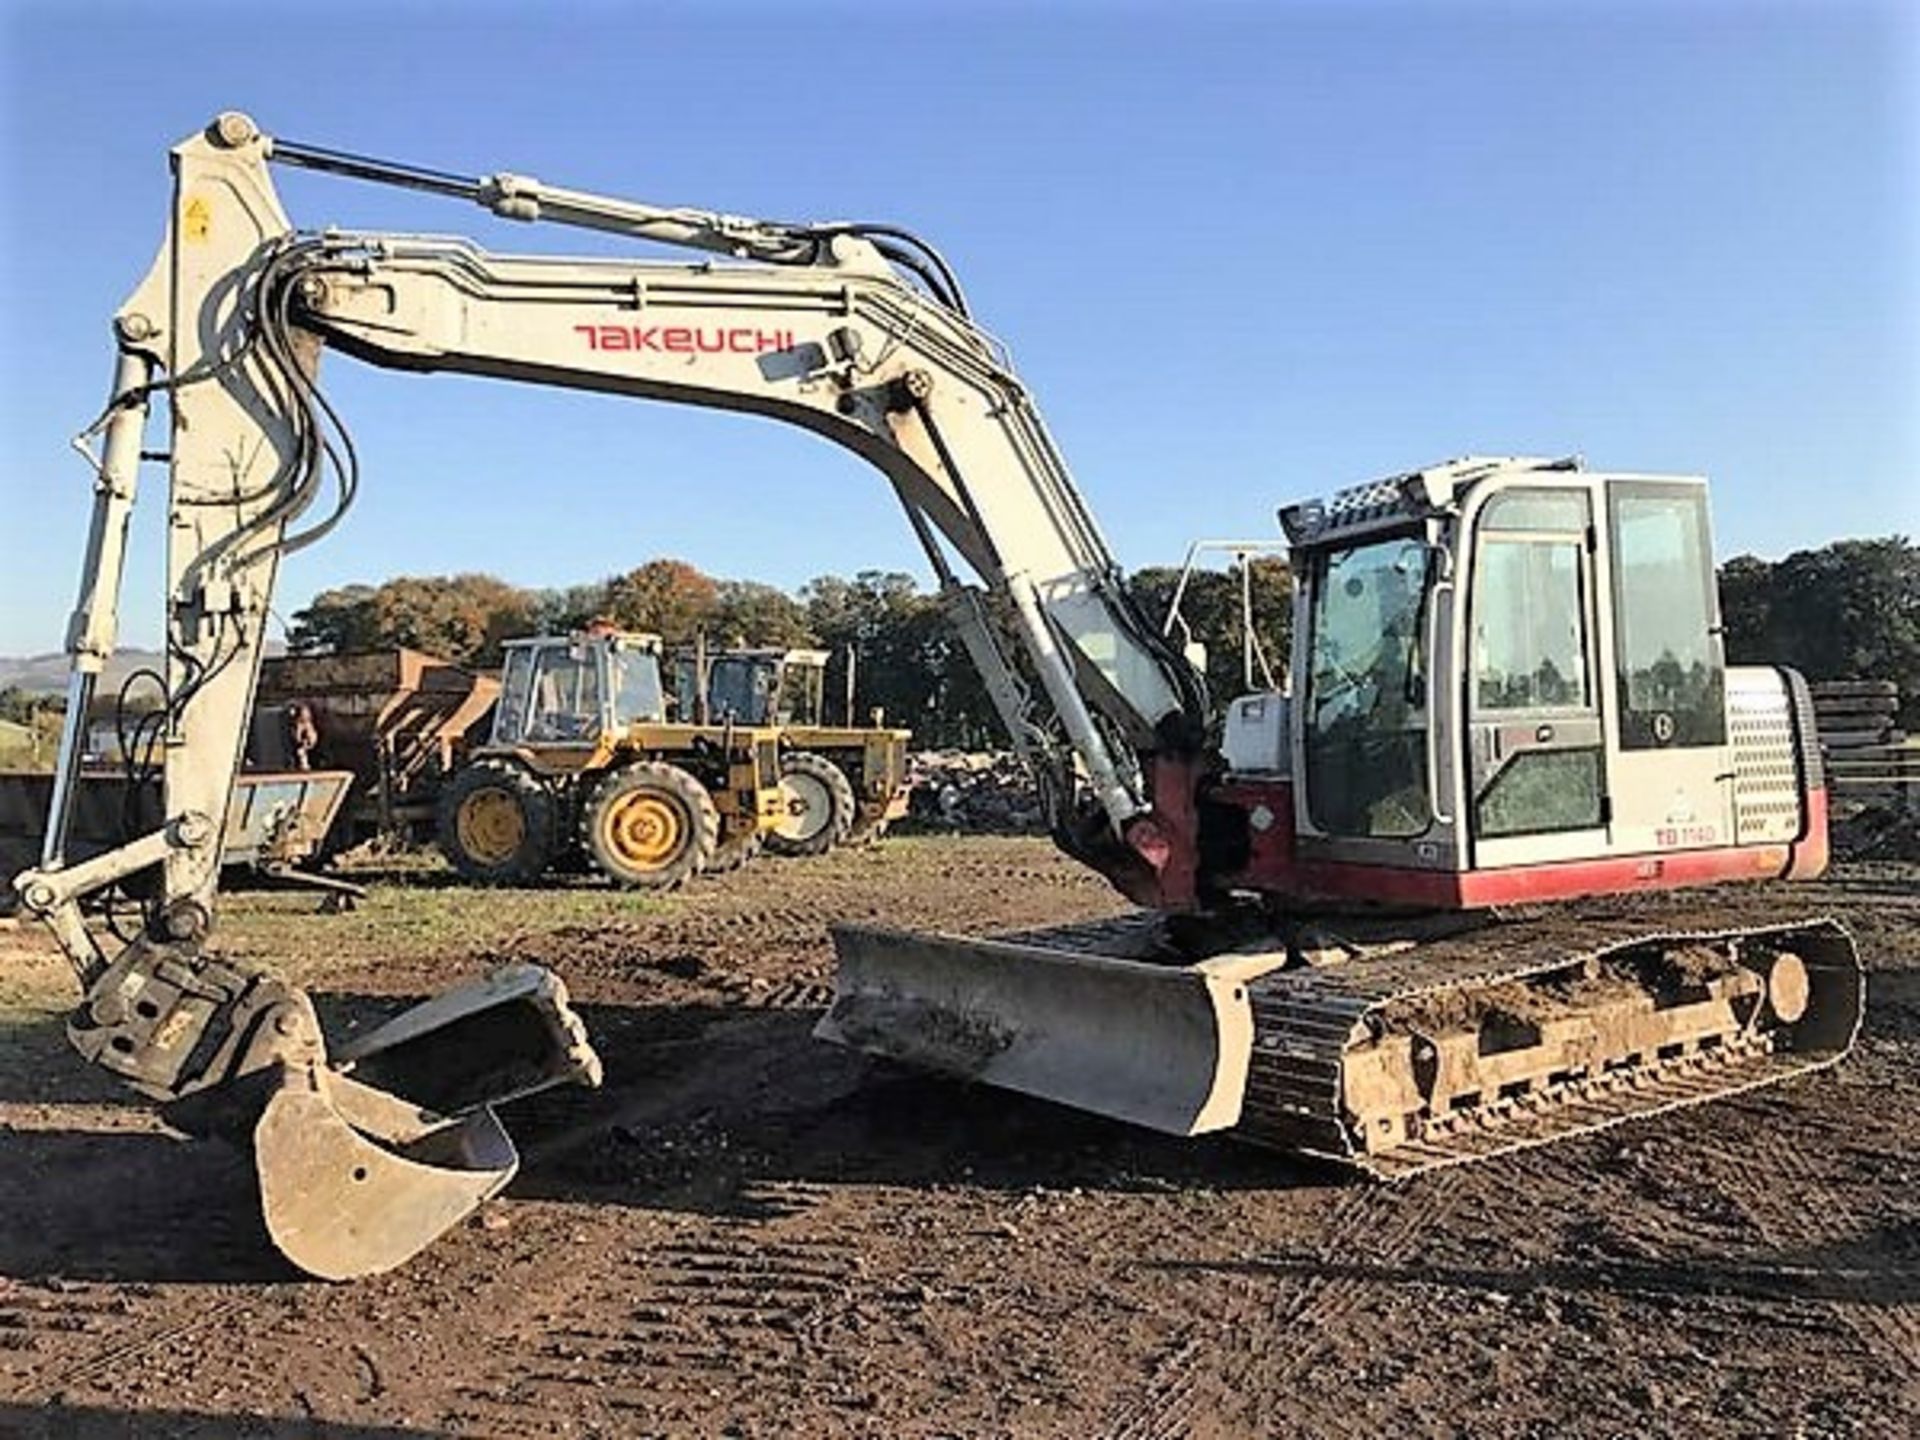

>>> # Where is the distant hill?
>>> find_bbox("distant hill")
[0,649,165,695]
[0,646,283,696]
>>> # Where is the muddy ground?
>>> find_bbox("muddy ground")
[0,836,1915,1438]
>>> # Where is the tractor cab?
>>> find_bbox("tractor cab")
[491,631,667,745]
[671,644,912,851]
[672,647,830,727]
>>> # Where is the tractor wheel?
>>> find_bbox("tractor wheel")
[436,759,556,884]
[766,751,855,857]
[581,762,718,889]
[707,816,764,875]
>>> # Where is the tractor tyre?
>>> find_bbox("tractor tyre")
[766,751,856,857]
[581,762,718,889]
[436,759,557,884]
[707,816,764,875]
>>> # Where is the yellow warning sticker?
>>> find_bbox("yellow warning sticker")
[183,195,211,242]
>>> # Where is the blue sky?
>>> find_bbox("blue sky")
[1,0,1914,654]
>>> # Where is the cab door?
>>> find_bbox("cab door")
[1465,486,1610,867]
[1599,479,1733,855]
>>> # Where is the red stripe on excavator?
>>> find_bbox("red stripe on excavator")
[1290,843,1798,909]
[1786,784,1829,880]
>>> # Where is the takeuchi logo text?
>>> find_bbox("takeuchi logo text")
[574,324,796,354]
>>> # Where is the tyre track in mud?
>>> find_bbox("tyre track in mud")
[0,1112,277,1410]
[445,1200,876,1436]
[1704,1107,1920,1376]
[4,1291,254,1408]
[1103,1171,1469,1439]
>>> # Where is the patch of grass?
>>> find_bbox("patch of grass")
[215,881,670,982]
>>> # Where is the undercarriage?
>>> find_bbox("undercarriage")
[825,905,1863,1175]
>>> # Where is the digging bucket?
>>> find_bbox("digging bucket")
[175,964,600,1281]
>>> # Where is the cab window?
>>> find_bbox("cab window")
[1471,490,1591,713]
[1610,484,1725,748]
[525,648,603,742]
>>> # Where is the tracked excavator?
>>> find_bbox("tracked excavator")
[15,114,1860,1279]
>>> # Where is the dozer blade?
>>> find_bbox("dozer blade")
[821,921,1273,1135]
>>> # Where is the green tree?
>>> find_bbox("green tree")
[286,583,379,655]
[530,582,615,635]
[801,571,999,745]
[1128,554,1292,710]
[288,574,537,667]
[1716,553,1774,665]
[1718,536,1920,726]
[710,580,812,647]
[604,559,721,642]
[0,686,59,725]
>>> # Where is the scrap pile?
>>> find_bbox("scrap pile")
[905,750,1045,832]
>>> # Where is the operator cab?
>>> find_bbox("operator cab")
[672,648,830,727]
[1210,456,1818,906]
[491,632,667,745]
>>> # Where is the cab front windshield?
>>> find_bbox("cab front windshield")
[1304,533,1433,838]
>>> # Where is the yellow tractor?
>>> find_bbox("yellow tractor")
[673,646,912,854]
[438,631,784,887]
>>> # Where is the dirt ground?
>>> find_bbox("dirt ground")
[0,836,1915,1438]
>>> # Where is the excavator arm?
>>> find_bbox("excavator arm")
[11,113,1208,1278]
[292,228,1206,837]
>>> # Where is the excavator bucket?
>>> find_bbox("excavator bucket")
[820,922,1271,1135]
[178,965,601,1281]
[253,1066,521,1282]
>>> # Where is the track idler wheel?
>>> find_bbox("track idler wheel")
[1756,949,1810,1024]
